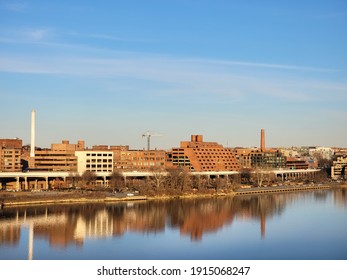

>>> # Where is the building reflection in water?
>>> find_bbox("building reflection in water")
[1,189,345,257]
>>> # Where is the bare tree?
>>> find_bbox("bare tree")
[252,168,265,187]
[110,171,124,192]
[149,167,167,191]
[81,170,97,189]
[68,172,82,189]
[241,169,252,184]
[166,167,192,193]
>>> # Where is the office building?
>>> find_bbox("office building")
[0,139,22,172]
[167,135,240,172]
[32,140,84,172]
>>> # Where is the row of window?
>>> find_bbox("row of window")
[86,153,112,157]
[86,164,112,169]
[86,159,112,163]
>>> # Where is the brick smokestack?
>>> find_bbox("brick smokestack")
[260,128,265,152]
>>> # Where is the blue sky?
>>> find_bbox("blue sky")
[0,0,346,149]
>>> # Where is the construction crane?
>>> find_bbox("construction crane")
[142,131,162,150]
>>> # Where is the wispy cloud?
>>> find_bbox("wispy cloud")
[66,31,154,43]
[25,29,48,41]
[3,2,26,12]
[1,52,345,104]
[202,59,338,73]
[0,31,345,103]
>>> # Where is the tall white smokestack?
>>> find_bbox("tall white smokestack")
[30,109,36,157]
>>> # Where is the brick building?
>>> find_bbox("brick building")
[285,157,309,170]
[167,135,240,172]
[235,148,286,169]
[0,139,22,172]
[235,129,286,170]
[111,146,166,170]
[32,140,85,171]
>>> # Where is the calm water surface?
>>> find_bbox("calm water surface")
[1,188,347,260]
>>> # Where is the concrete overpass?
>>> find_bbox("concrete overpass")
[0,169,320,191]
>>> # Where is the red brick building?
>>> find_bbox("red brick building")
[0,139,22,172]
[167,135,240,172]
[32,140,84,171]
[110,145,166,170]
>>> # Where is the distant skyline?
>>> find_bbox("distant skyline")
[1,0,346,149]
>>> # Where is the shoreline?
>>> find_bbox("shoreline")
[0,184,337,208]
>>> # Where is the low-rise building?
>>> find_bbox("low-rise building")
[235,148,286,169]
[309,147,334,160]
[286,157,309,170]
[0,139,22,172]
[331,156,347,180]
[75,150,114,173]
[32,140,84,172]
[111,146,166,170]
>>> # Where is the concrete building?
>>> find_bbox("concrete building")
[309,147,334,160]
[167,135,240,172]
[331,156,347,180]
[0,139,22,172]
[75,150,113,173]
[32,140,85,172]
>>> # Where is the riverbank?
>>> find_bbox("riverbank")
[1,183,339,208]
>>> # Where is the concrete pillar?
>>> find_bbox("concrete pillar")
[35,179,38,190]
[16,177,20,191]
[24,177,28,190]
[45,177,49,190]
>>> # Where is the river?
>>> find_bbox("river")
[0,188,346,260]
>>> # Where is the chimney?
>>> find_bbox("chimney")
[30,110,36,157]
[191,135,203,142]
[260,129,265,152]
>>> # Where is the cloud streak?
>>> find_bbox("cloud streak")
[0,51,345,104]
[0,31,345,104]
[3,2,26,12]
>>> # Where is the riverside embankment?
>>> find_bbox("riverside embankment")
[0,183,338,208]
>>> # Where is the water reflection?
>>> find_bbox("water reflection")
[1,188,347,258]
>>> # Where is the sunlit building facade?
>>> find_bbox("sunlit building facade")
[0,139,22,172]
[167,135,240,172]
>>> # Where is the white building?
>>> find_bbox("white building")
[309,147,334,160]
[75,151,113,173]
